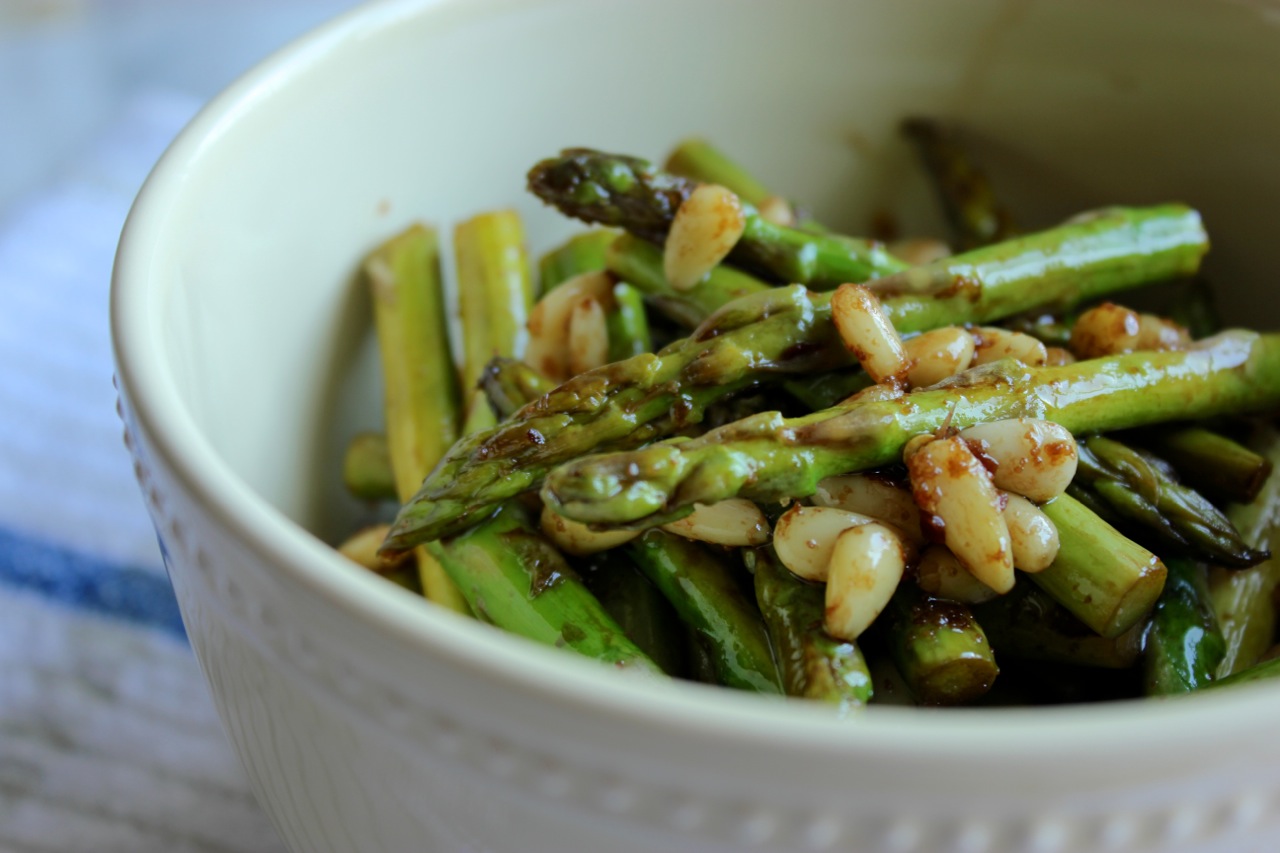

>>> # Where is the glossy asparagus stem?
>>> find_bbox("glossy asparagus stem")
[1210,427,1280,677]
[626,531,782,693]
[1204,653,1280,690]
[973,582,1145,669]
[664,138,775,207]
[428,503,661,672]
[879,585,998,706]
[385,206,1208,550]
[537,229,618,293]
[481,357,556,419]
[1141,426,1273,505]
[341,431,396,502]
[528,148,907,286]
[605,282,653,362]
[543,332,1280,530]
[605,233,770,327]
[578,550,687,676]
[1032,494,1166,638]
[1143,558,1225,696]
[453,210,534,391]
[746,547,872,712]
[1073,436,1267,567]
[902,118,1017,249]
[365,224,469,612]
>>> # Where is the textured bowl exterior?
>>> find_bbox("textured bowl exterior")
[112,0,1280,851]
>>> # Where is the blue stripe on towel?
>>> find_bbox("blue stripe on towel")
[0,527,185,639]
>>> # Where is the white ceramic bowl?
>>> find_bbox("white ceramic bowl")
[111,1,1280,851]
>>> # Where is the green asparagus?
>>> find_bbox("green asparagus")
[1143,558,1225,696]
[341,431,396,502]
[537,229,618,293]
[1140,426,1273,505]
[974,582,1145,669]
[385,205,1208,550]
[454,210,535,391]
[879,585,999,706]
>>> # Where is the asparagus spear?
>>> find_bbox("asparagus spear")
[528,148,908,286]
[746,547,872,711]
[537,229,618,293]
[481,357,555,419]
[626,531,782,693]
[1072,436,1267,567]
[365,224,469,612]
[605,234,770,327]
[384,206,1207,550]
[453,210,534,391]
[428,503,661,672]
[664,138,775,208]
[901,118,1017,249]
[878,585,999,706]
[578,549,687,676]
[1203,653,1280,690]
[1143,558,1225,696]
[1033,494,1166,638]
[341,431,396,502]
[1210,426,1280,677]
[974,582,1145,669]
[605,282,653,362]
[542,332,1280,530]
[1140,426,1273,505]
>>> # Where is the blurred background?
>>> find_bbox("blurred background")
[0,0,361,216]
[0,2,359,851]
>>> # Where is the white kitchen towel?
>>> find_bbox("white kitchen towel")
[0,90,285,853]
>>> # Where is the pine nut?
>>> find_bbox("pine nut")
[959,418,1078,502]
[1069,302,1142,358]
[525,270,614,381]
[664,183,746,290]
[756,195,795,227]
[1001,492,1059,573]
[971,326,1048,367]
[902,327,976,388]
[814,474,924,545]
[914,544,999,604]
[824,522,907,640]
[660,499,770,547]
[540,504,639,556]
[773,504,876,582]
[1136,314,1191,350]
[830,283,908,384]
[567,296,610,376]
[1044,346,1076,366]
[888,237,952,267]
[908,436,1015,594]
[901,433,936,463]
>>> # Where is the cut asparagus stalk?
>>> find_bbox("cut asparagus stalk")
[481,356,556,419]
[385,205,1209,550]
[901,117,1017,249]
[1143,558,1225,696]
[1032,494,1166,638]
[974,582,1145,669]
[341,431,396,502]
[746,546,872,712]
[605,282,653,362]
[537,228,618,293]
[365,224,469,612]
[578,549,687,677]
[1141,426,1273,505]
[879,585,998,706]
[453,210,534,391]
[626,531,782,694]
[528,148,908,286]
[541,332,1280,531]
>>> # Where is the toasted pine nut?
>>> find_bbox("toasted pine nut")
[1136,314,1191,350]
[338,524,411,574]
[888,237,952,267]
[824,522,907,640]
[971,327,1048,367]
[525,271,614,381]
[903,327,976,388]
[908,436,1014,594]
[1069,302,1142,358]
[773,504,875,582]
[1001,493,1059,573]
[1044,346,1076,366]
[959,418,1078,502]
[540,505,639,556]
[660,499,770,547]
[901,433,935,463]
[814,474,924,545]
[567,297,610,376]
[830,283,908,384]
[664,184,746,290]
[914,544,999,604]
[756,195,795,227]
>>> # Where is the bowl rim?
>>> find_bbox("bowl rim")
[110,0,1280,759]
